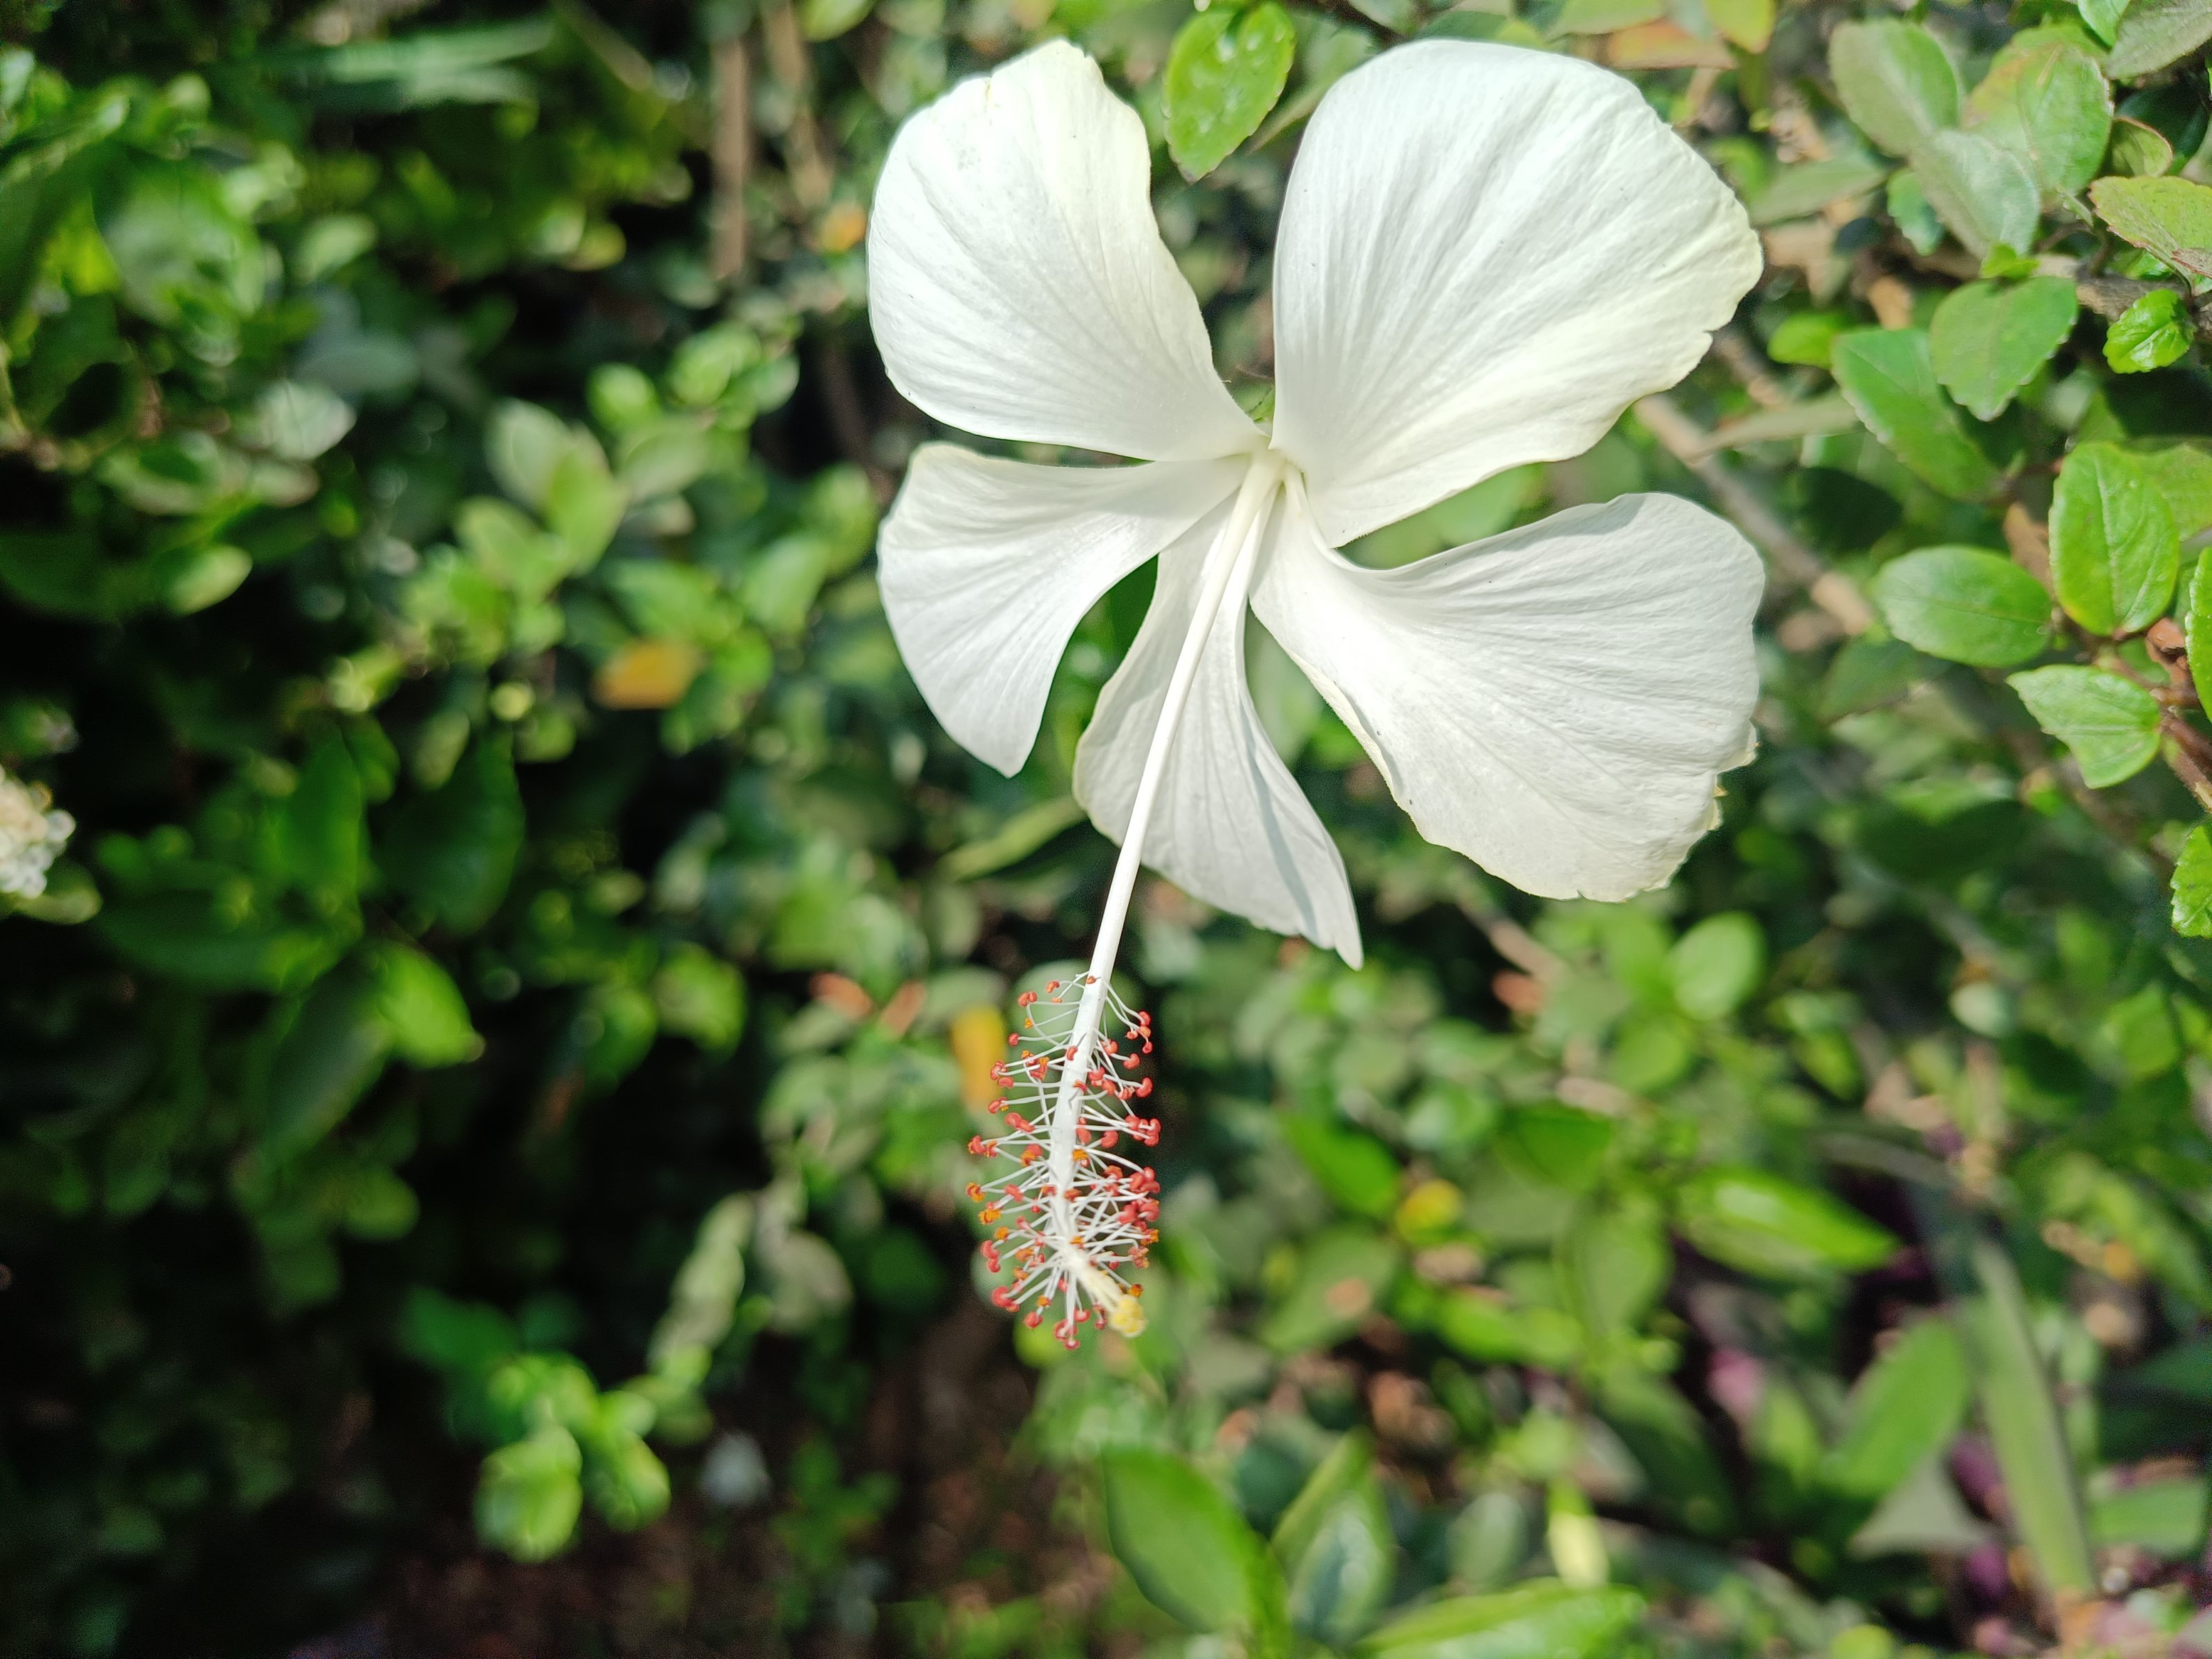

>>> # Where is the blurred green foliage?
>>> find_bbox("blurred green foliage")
[12,0,2212,1656]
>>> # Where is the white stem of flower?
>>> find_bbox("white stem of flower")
[1044,453,1285,1288]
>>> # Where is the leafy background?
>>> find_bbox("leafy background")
[10,0,2212,1654]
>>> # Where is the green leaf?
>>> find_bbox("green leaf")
[1828,20,1959,156]
[1557,1207,1668,1338]
[1822,1319,1971,1501]
[2090,176,2212,284]
[1163,3,1297,181]
[1830,328,2004,500]
[2088,1477,2209,1557]
[1963,37,2112,199]
[1929,279,2079,419]
[261,969,393,1161]
[475,1425,583,1563]
[1284,1113,1401,1217]
[1434,1289,1582,1368]
[2106,288,2193,371]
[1703,0,1772,52]
[2007,664,2163,785]
[2110,115,2177,177]
[1952,1232,2096,1597]
[240,379,355,462]
[1911,129,2040,259]
[2188,547,2212,706]
[1274,1434,1395,1647]
[579,1415,671,1531]
[381,739,525,932]
[651,944,747,1053]
[487,400,585,512]
[1593,1370,1736,1535]
[2171,824,2212,935]
[1871,545,2053,666]
[1747,158,1891,226]
[2106,0,2212,77]
[1667,912,1765,1020]
[1360,1582,1643,1659]
[2130,440,2212,534]
[96,162,265,334]
[368,941,482,1066]
[153,543,253,615]
[2049,442,2180,635]
[1676,1168,1899,1279]
[1100,1449,1273,1633]
[1259,1226,1403,1351]
[1767,310,1850,368]
[2080,0,2134,46]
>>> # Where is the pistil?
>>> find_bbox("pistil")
[968,454,1286,1346]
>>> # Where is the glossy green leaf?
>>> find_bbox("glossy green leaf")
[1163,3,1297,180]
[2172,825,2212,936]
[1830,328,2004,499]
[2106,288,2193,371]
[2007,664,2163,785]
[1871,545,2053,666]
[1929,279,2078,419]
[2049,442,2179,635]
[2189,550,2212,709]
[1828,20,1959,156]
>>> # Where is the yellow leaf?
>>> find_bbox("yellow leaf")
[592,639,702,709]
[950,1003,1006,1110]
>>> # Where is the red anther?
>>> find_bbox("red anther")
[966,1136,987,1157]
[1134,1078,1153,1097]
[1018,991,1038,1006]
[1100,1130,1119,1149]
[966,1181,984,1199]
[991,1286,1015,1309]
[982,1242,1001,1272]
[1006,1033,1020,1047]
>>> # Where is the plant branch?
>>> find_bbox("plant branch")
[1635,393,1874,635]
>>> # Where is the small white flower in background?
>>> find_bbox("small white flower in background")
[867,39,1765,1342]
[0,768,75,900]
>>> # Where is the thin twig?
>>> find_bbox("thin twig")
[710,33,752,281]
[1635,392,1874,635]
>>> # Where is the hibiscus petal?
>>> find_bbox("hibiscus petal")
[1269,41,1763,545]
[1074,512,1362,964]
[1250,485,1762,901]
[868,41,1258,462]
[879,444,1246,776]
